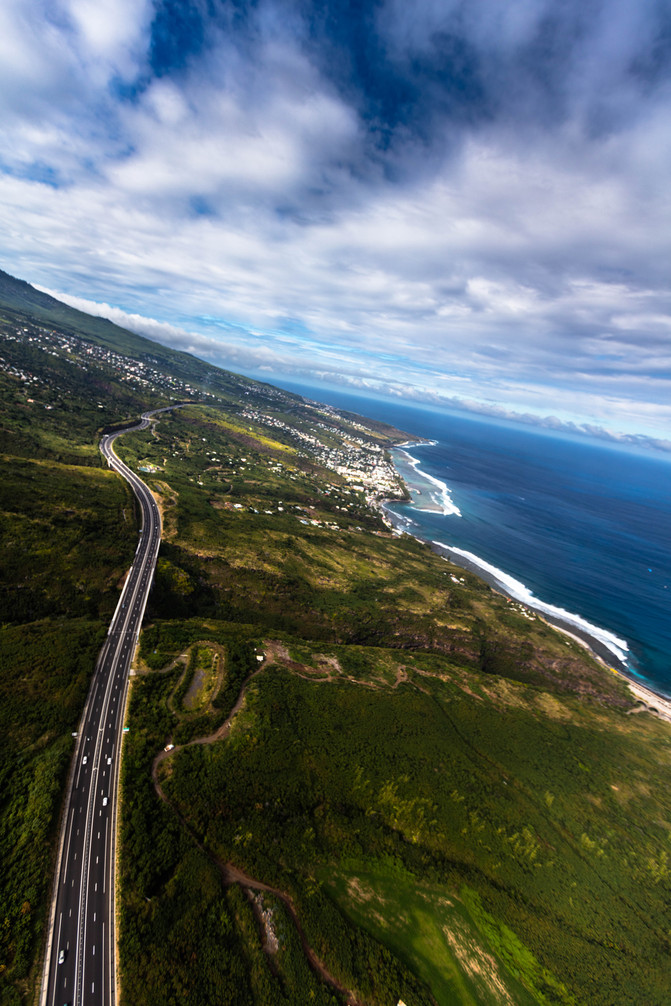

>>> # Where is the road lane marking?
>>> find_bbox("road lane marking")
[103,816,109,896]
[62,809,75,884]
[44,409,171,1006]
[50,912,62,1006]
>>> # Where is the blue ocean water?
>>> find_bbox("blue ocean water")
[277,380,671,695]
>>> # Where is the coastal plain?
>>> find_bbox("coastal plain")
[116,406,671,1006]
[1,275,671,1006]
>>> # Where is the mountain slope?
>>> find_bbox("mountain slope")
[0,269,174,357]
[2,269,670,1006]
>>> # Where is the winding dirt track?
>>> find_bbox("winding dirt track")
[149,645,361,1005]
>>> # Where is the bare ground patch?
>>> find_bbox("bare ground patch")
[441,918,516,1006]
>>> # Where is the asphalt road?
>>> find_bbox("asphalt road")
[41,407,175,1006]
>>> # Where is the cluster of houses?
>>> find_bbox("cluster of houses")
[240,405,406,505]
[0,323,218,402]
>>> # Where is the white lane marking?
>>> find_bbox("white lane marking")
[62,809,75,885]
[103,816,109,895]
[50,912,63,1006]
[103,920,108,1006]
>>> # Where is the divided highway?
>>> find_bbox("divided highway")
[41,407,175,1006]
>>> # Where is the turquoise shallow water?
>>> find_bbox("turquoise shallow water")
[275,381,671,695]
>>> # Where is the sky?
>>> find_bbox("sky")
[1,0,671,451]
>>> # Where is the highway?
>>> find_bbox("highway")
[41,407,175,1006]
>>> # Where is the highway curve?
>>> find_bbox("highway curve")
[41,407,177,1006]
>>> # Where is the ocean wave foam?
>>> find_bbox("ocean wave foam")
[434,542,629,665]
[397,440,438,448]
[396,449,461,517]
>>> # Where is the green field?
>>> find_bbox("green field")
[109,397,671,1006]
[2,273,671,1006]
[326,867,546,1006]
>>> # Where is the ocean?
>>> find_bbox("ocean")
[276,380,671,697]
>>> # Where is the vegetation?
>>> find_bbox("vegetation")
[119,634,348,1005]
[157,659,671,1004]
[0,621,106,1002]
[115,401,670,1004]
[0,270,408,1002]
[2,269,670,1005]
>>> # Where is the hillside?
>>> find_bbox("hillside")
[1,271,670,1006]
[0,268,215,372]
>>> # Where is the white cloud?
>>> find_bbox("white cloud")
[0,0,670,447]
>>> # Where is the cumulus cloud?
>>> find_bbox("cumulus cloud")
[1,0,670,446]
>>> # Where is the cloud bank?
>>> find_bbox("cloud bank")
[2,0,671,446]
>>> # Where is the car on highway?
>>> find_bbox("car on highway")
[102,797,108,806]
[82,755,88,764]
[58,949,65,964]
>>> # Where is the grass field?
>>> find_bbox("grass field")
[326,866,547,1006]
[3,292,671,1005]
[107,398,671,1004]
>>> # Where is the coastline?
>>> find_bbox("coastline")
[381,443,671,720]
[389,443,461,516]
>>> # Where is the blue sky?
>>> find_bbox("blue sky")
[1,0,671,450]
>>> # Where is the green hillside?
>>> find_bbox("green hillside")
[1,270,669,1006]
[115,404,670,1006]
[0,268,212,369]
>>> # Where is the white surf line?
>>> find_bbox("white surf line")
[434,541,630,667]
[393,447,461,517]
[395,439,438,448]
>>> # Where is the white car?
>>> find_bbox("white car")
[102,797,108,807]
[58,949,65,964]
[107,757,112,765]
[82,756,88,765]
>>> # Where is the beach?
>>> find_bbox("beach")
[390,445,461,517]
[383,445,671,722]
[429,533,671,719]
